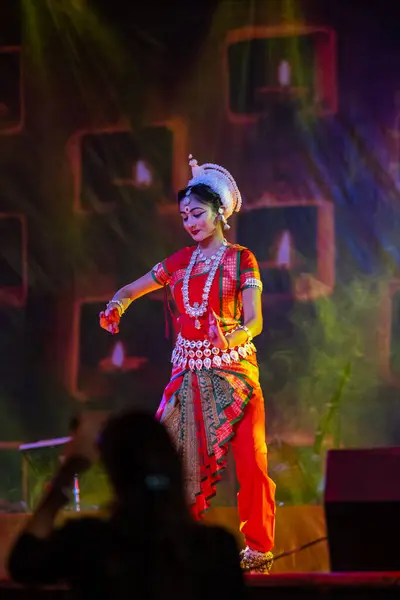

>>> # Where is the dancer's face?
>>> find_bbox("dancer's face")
[179,195,218,242]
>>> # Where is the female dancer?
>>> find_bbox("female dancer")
[99,156,276,573]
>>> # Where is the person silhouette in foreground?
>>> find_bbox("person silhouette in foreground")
[8,411,245,599]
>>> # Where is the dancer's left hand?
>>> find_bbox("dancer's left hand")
[207,309,228,350]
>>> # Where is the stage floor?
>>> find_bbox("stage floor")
[0,505,329,579]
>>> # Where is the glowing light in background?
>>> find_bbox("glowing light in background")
[135,160,153,187]
[113,159,154,188]
[111,340,124,369]
[278,60,291,87]
[99,340,148,373]
[276,230,292,267]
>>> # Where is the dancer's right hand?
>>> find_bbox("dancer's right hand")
[99,306,120,334]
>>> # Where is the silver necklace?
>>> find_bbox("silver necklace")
[197,239,227,266]
[183,240,228,329]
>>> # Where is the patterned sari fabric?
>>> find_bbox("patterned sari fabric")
[152,244,275,549]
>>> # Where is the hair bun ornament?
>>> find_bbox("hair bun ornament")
[188,154,201,176]
[187,154,242,221]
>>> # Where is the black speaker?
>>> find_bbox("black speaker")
[324,448,400,571]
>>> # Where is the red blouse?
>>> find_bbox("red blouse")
[151,244,261,341]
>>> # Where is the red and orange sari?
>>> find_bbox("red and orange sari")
[152,243,275,552]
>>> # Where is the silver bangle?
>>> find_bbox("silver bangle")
[238,325,252,342]
[106,299,124,317]
[226,325,253,347]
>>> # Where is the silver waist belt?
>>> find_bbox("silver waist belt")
[171,332,256,371]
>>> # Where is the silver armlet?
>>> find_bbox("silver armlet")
[245,278,263,292]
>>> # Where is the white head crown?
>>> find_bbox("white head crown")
[185,154,242,229]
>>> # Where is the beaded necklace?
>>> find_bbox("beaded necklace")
[182,240,228,329]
